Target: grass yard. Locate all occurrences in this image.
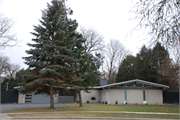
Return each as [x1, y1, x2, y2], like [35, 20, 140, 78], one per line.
[9, 112, 179, 119]
[6, 103, 179, 119]
[6, 103, 179, 113]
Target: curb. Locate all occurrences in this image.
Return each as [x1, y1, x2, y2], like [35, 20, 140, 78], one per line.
[10, 117, 179, 120]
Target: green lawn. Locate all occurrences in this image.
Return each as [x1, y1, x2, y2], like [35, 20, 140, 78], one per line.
[6, 103, 179, 113]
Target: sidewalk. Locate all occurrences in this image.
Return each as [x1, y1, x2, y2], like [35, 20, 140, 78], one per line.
[4, 111, 180, 115]
[1, 111, 179, 120]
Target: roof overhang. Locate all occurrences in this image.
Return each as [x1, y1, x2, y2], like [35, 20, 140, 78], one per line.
[94, 79, 169, 89]
[14, 86, 22, 89]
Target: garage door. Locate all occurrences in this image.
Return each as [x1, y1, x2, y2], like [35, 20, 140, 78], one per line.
[25, 93, 50, 103]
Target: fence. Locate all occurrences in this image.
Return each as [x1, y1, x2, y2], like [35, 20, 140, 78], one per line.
[163, 92, 179, 104]
[1, 90, 18, 103]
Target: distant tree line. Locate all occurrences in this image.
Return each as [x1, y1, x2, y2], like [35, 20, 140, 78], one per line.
[116, 42, 179, 92]
[1, 68, 26, 90]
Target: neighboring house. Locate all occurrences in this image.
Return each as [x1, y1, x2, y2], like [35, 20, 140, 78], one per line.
[78, 79, 169, 104]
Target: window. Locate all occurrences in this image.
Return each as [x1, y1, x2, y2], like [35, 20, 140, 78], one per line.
[127, 83, 133, 86]
[26, 95, 32, 96]
[144, 84, 150, 87]
[124, 90, 127, 101]
[143, 90, 146, 101]
[136, 83, 142, 86]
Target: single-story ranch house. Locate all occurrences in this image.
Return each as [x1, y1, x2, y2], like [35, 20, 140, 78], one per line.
[78, 79, 169, 104]
[14, 79, 169, 104]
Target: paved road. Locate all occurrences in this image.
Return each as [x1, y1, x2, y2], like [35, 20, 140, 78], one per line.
[0, 103, 65, 113]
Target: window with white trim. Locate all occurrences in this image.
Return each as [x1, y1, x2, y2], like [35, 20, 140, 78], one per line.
[143, 90, 146, 101]
[124, 90, 127, 101]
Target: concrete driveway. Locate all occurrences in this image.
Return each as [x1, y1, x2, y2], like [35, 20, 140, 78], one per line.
[0, 103, 65, 113]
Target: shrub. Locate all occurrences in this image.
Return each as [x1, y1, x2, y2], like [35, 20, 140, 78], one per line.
[115, 100, 118, 105]
[102, 101, 104, 104]
[91, 97, 96, 101]
[86, 101, 89, 103]
[105, 101, 108, 104]
[98, 101, 100, 103]
[77, 101, 79, 103]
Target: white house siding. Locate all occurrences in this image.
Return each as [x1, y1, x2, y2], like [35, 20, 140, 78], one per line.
[80, 89, 163, 105]
[146, 90, 163, 104]
[107, 90, 124, 104]
[106, 90, 144, 104]
[127, 90, 143, 104]
[18, 93, 25, 103]
[101, 90, 106, 102]
[54, 94, 59, 103]
[106, 89, 163, 104]
[80, 90, 101, 103]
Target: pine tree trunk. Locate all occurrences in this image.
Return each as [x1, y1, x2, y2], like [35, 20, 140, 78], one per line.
[78, 90, 83, 107]
[50, 81, 54, 109]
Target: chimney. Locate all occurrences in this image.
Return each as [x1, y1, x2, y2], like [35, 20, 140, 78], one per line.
[99, 78, 107, 86]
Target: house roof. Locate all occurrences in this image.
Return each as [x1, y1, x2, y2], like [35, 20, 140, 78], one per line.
[14, 79, 169, 90]
[14, 85, 73, 90]
[94, 79, 169, 89]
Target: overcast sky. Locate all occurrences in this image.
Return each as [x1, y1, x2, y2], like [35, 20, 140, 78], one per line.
[0, 0, 148, 69]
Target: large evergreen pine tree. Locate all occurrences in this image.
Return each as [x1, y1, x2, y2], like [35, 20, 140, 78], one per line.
[116, 55, 136, 82]
[135, 43, 170, 83]
[21, 0, 83, 109]
[152, 42, 169, 68]
[116, 43, 176, 88]
[135, 45, 158, 82]
[152, 42, 170, 84]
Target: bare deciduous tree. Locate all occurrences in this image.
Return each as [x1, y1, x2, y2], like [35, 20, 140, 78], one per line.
[0, 55, 20, 78]
[5, 63, 20, 78]
[0, 13, 18, 50]
[105, 40, 131, 83]
[131, 0, 180, 54]
[0, 55, 9, 77]
[79, 26, 105, 54]
[158, 58, 179, 92]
